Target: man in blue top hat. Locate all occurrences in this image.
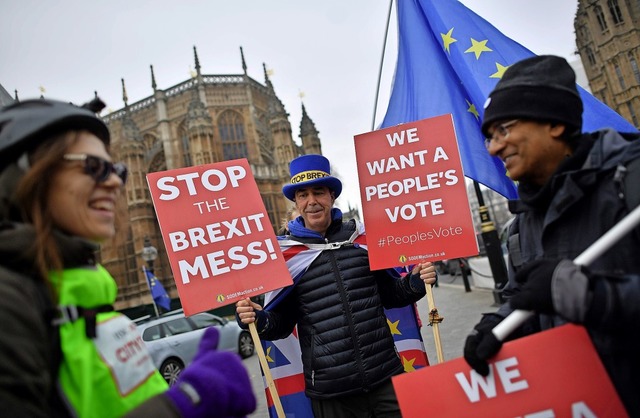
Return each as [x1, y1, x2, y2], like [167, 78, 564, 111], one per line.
[237, 154, 437, 417]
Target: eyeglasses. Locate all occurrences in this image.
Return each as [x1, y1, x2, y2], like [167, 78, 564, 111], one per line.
[484, 119, 520, 149]
[63, 154, 128, 184]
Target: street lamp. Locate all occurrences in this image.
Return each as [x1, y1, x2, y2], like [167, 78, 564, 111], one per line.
[141, 236, 158, 273]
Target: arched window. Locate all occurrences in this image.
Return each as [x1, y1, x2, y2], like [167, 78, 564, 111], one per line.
[629, 54, 640, 84]
[594, 5, 608, 31]
[586, 47, 597, 66]
[598, 89, 608, 106]
[626, 102, 638, 127]
[178, 121, 192, 167]
[218, 110, 247, 160]
[262, 194, 278, 231]
[615, 64, 626, 89]
[608, 0, 624, 24]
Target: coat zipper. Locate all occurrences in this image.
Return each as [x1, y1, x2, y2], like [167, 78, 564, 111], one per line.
[326, 241, 367, 386]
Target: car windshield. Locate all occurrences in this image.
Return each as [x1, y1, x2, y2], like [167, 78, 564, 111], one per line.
[165, 318, 191, 336]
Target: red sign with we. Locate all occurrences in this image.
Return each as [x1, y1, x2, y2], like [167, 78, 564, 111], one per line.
[392, 324, 627, 417]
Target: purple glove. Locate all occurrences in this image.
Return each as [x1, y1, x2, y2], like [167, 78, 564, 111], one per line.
[165, 327, 257, 418]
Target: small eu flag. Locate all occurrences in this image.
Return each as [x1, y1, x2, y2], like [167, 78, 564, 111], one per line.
[144, 267, 171, 311]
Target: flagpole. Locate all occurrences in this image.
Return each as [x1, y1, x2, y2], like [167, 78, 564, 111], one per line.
[371, 0, 394, 131]
[473, 181, 508, 305]
[143, 266, 160, 318]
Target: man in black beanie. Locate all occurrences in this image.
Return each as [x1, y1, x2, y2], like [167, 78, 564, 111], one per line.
[464, 55, 640, 416]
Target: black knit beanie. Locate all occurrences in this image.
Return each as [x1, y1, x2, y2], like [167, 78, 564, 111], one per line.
[481, 55, 583, 137]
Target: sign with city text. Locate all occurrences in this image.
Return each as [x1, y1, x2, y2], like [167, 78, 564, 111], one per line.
[354, 114, 478, 270]
[393, 324, 626, 417]
[147, 159, 292, 315]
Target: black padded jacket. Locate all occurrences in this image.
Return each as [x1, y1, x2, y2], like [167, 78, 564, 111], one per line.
[258, 219, 426, 400]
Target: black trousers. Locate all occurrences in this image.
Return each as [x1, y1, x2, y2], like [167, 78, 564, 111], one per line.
[310, 380, 402, 418]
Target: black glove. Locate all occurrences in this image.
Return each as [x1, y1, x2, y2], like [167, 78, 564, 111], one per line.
[509, 259, 563, 313]
[463, 315, 503, 376]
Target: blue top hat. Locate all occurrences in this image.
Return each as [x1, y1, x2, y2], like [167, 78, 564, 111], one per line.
[282, 154, 342, 201]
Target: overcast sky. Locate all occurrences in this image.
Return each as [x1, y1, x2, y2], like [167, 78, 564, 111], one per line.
[1, 0, 579, 209]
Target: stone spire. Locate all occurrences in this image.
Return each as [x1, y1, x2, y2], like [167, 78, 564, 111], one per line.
[299, 102, 322, 155]
[263, 62, 273, 90]
[299, 103, 318, 137]
[150, 65, 157, 91]
[240, 46, 247, 75]
[120, 78, 141, 142]
[121, 78, 129, 107]
[263, 62, 287, 118]
[193, 45, 201, 77]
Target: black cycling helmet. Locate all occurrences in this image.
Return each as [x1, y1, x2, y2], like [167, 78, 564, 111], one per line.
[0, 98, 110, 171]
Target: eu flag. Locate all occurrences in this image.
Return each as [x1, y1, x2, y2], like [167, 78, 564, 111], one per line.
[382, 0, 636, 199]
[144, 267, 171, 311]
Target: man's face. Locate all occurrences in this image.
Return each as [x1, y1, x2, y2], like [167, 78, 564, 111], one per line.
[294, 186, 335, 235]
[486, 120, 570, 186]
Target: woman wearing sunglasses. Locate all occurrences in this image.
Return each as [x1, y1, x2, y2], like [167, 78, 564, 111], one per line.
[0, 98, 256, 418]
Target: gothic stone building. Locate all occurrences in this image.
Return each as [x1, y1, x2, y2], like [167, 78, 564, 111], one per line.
[100, 47, 323, 310]
[575, 0, 640, 127]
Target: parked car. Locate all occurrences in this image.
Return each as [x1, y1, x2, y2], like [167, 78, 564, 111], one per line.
[136, 311, 254, 386]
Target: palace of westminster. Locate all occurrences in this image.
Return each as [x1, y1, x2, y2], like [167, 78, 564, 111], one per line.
[1, 0, 639, 313]
[103, 46, 326, 310]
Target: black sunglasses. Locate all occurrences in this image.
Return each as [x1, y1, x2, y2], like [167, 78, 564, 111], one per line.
[63, 154, 128, 184]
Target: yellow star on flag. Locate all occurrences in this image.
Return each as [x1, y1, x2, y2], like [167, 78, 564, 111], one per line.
[490, 62, 509, 79]
[387, 318, 401, 335]
[265, 345, 274, 363]
[466, 99, 479, 120]
[402, 356, 417, 372]
[464, 38, 492, 60]
[441, 28, 457, 53]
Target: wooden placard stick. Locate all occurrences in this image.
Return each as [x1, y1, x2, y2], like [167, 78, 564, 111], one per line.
[248, 322, 285, 418]
[425, 285, 445, 363]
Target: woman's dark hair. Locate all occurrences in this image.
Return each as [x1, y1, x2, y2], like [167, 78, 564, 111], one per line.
[14, 131, 82, 286]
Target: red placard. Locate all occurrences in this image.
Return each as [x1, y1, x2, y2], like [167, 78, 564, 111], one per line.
[354, 115, 478, 270]
[146, 159, 292, 315]
[393, 324, 627, 417]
